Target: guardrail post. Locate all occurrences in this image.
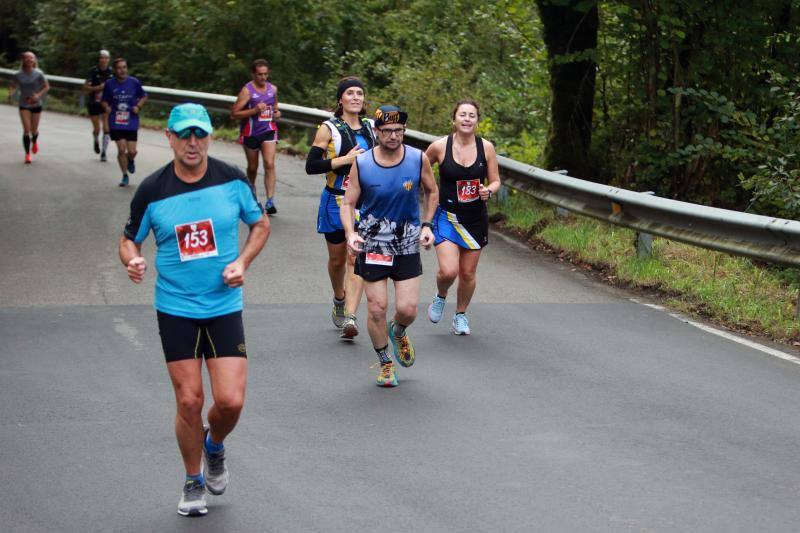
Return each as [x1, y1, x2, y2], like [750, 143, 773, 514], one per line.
[553, 170, 571, 217]
[635, 192, 656, 259]
[497, 184, 509, 203]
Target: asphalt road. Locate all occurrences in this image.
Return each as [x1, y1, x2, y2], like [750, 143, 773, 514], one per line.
[3, 106, 800, 532]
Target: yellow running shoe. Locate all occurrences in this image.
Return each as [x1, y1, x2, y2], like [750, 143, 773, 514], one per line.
[376, 361, 398, 387]
[388, 320, 415, 367]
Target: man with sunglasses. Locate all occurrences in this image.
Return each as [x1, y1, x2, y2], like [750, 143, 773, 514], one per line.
[340, 105, 438, 387]
[118, 103, 269, 516]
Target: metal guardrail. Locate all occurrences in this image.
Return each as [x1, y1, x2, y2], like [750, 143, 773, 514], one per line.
[4, 67, 800, 266]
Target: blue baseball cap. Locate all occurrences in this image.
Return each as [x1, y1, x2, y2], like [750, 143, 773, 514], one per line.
[167, 103, 213, 134]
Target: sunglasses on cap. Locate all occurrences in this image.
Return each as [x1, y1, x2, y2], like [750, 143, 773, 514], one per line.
[171, 127, 210, 139]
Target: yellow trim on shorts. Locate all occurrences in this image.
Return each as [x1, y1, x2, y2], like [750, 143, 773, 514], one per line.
[204, 327, 218, 358]
[193, 328, 202, 359]
[446, 211, 480, 249]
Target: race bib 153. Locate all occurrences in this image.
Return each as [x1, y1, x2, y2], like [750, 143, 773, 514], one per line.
[175, 219, 218, 262]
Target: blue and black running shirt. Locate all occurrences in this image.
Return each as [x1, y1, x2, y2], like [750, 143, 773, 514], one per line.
[124, 157, 263, 319]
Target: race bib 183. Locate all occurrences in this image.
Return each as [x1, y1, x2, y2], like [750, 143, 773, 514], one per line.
[456, 179, 480, 203]
[365, 252, 393, 266]
[175, 219, 218, 262]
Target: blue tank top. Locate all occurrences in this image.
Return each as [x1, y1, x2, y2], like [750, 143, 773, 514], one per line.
[355, 145, 423, 255]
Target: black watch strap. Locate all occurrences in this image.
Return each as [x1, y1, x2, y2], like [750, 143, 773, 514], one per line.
[421, 221, 434, 230]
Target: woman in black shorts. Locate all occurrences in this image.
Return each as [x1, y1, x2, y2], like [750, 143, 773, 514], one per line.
[424, 100, 501, 335]
[9, 51, 49, 164]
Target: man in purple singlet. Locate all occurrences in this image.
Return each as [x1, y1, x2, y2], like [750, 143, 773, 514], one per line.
[231, 59, 281, 214]
[101, 57, 147, 187]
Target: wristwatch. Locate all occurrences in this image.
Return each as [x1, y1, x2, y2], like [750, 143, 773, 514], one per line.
[421, 222, 434, 230]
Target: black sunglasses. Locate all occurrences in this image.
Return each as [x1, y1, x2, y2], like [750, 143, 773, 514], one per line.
[172, 127, 210, 139]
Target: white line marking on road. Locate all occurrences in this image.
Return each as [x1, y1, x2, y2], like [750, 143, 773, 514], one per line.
[631, 299, 800, 365]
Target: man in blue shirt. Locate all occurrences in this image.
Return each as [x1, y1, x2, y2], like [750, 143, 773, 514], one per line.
[118, 103, 269, 517]
[341, 105, 439, 387]
[102, 57, 147, 186]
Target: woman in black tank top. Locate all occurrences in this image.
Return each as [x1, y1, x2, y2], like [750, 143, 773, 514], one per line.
[423, 100, 501, 336]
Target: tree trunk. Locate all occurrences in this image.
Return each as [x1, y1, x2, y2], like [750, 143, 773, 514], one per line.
[536, 0, 599, 180]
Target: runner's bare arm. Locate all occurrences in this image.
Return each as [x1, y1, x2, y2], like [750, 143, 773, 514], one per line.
[118, 236, 147, 284]
[479, 140, 502, 201]
[419, 153, 439, 248]
[420, 153, 439, 222]
[230, 86, 258, 120]
[424, 137, 445, 166]
[272, 86, 281, 119]
[341, 161, 365, 255]
[133, 95, 147, 114]
[222, 216, 270, 288]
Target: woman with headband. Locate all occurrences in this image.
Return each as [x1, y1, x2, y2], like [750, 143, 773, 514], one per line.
[305, 77, 376, 340]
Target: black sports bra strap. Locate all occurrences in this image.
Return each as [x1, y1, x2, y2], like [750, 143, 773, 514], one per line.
[475, 135, 485, 165]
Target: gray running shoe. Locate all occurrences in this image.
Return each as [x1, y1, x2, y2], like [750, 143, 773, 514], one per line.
[177, 479, 208, 516]
[428, 295, 446, 323]
[203, 427, 229, 495]
[340, 314, 359, 340]
[331, 299, 347, 328]
[452, 313, 471, 335]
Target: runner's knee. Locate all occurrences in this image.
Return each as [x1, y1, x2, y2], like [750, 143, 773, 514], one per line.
[458, 268, 477, 284]
[395, 301, 418, 322]
[367, 299, 388, 322]
[439, 265, 459, 283]
[176, 390, 204, 417]
[213, 390, 244, 416]
[329, 252, 346, 270]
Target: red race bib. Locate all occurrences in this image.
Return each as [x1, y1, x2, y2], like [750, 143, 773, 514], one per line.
[456, 179, 480, 203]
[175, 219, 218, 262]
[258, 105, 273, 122]
[365, 252, 393, 266]
[115, 110, 130, 126]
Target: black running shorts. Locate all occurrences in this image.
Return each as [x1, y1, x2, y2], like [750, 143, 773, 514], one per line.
[242, 131, 277, 150]
[157, 310, 247, 363]
[110, 129, 138, 142]
[87, 101, 105, 116]
[20, 106, 42, 114]
[355, 252, 422, 282]
[324, 229, 346, 245]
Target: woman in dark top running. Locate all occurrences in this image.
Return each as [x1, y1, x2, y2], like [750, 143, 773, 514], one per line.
[424, 100, 501, 335]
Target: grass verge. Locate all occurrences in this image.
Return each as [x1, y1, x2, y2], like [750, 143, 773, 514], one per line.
[489, 190, 800, 344]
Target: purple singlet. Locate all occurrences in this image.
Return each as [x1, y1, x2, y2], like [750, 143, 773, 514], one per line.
[239, 81, 277, 139]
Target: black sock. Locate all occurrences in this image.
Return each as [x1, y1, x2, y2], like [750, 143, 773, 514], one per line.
[23, 135, 30, 154]
[31, 133, 38, 144]
[374, 344, 391, 364]
[393, 322, 407, 338]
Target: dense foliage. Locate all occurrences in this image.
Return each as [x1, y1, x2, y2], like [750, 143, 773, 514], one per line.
[2, 0, 799, 217]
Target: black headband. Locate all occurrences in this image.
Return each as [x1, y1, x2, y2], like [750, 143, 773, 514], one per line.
[336, 79, 365, 101]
